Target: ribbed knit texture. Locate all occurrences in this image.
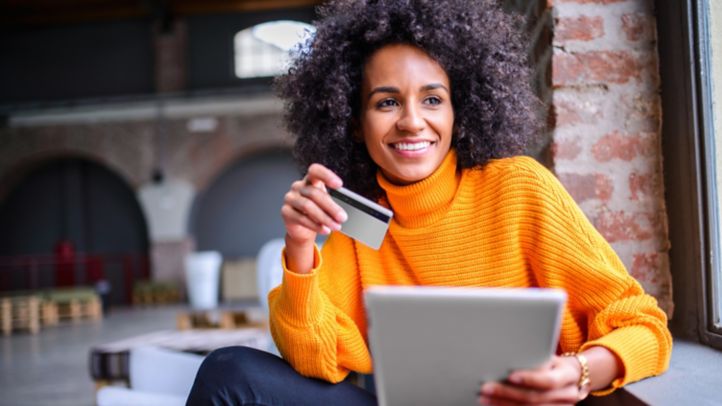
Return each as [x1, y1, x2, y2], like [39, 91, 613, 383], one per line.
[268, 150, 672, 394]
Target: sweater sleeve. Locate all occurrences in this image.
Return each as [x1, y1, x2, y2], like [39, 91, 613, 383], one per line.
[267, 232, 372, 383]
[511, 157, 672, 395]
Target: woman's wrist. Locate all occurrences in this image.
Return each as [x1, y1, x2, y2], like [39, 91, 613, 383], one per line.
[561, 352, 591, 398]
[576, 346, 623, 393]
[284, 234, 316, 274]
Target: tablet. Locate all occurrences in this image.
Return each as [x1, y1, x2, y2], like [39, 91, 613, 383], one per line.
[364, 286, 566, 406]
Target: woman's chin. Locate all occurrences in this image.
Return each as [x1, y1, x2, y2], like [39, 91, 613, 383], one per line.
[382, 167, 434, 185]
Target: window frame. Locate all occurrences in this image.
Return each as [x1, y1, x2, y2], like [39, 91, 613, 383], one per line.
[232, 20, 315, 80]
[185, 6, 316, 92]
[658, 0, 722, 348]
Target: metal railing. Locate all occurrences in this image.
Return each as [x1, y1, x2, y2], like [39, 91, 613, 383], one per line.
[0, 253, 150, 305]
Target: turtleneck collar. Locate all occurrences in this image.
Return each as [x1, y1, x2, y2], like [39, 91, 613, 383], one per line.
[377, 149, 461, 228]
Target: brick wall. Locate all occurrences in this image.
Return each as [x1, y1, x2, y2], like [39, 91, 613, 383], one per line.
[0, 107, 291, 284]
[549, 0, 672, 314]
[0, 112, 289, 194]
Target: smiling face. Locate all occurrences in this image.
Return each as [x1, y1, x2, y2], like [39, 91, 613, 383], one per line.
[359, 44, 455, 185]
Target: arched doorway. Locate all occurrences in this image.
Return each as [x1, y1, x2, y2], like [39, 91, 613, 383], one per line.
[0, 157, 149, 305]
[190, 148, 300, 259]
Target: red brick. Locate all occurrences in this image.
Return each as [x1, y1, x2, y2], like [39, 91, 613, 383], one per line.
[629, 172, 657, 201]
[621, 12, 654, 42]
[591, 131, 656, 162]
[552, 50, 641, 86]
[552, 138, 582, 160]
[558, 172, 613, 203]
[595, 174, 614, 201]
[555, 15, 604, 42]
[553, 98, 602, 127]
[593, 210, 653, 243]
[623, 93, 661, 132]
[631, 252, 660, 284]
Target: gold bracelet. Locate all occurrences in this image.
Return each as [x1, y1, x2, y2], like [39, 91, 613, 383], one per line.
[562, 352, 591, 395]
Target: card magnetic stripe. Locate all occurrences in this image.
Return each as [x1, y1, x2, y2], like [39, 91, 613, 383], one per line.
[328, 188, 391, 223]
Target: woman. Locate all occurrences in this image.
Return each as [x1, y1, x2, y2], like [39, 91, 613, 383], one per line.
[188, 1, 672, 405]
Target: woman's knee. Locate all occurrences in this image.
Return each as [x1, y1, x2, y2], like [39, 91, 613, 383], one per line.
[188, 346, 274, 405]
[196, 346, 268, 387]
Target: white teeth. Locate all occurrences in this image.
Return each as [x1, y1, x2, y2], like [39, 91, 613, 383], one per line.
[393, 141, 431, 151]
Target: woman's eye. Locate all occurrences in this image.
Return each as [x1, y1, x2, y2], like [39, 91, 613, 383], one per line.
[424, 96, 442, 105]
[377, 99, 398, 108]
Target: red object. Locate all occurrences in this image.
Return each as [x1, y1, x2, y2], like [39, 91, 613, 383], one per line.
[86, 256, 105, 284]
[123, 255, 134, 304]
[54, 240, 75, 287]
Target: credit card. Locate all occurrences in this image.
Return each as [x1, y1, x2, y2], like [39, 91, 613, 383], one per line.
[328, 187, 393, 250]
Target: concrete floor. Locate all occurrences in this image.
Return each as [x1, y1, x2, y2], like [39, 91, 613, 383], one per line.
[0, 306, 180, 406]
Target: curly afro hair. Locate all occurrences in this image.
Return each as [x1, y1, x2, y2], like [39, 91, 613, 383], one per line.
[276, 0, 541, 200]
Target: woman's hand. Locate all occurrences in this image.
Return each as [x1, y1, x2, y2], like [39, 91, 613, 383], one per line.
[478, 355, 587, 405]
[280, 163, 347, 273]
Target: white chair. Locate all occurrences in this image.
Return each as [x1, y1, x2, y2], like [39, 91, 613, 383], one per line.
[96, 346, 204, 406]
[256, 238, 286, 314]
[255, 238, 285, 355]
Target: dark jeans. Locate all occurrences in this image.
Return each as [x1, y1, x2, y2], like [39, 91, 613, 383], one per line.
[186, 346, 377, 406]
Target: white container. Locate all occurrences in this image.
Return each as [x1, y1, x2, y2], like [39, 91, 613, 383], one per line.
[184, 251, 222, 310]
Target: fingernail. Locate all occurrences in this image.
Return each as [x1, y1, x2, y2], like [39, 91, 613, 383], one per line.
[508, 374, 521, 384]
[481, 383, 494, 395]
[331, 222, 342, 231]
[321, 226, 331, 235]
[338, 210, 348, 223]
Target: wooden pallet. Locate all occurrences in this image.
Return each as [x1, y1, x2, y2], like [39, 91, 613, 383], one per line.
[132, 281, 182, 306]
[0, 296, 41, 336]
[41, 301, 59, 326]
[176, 309, 266, 330]
[1, 298, 11, 335]
[44, 288, 102, 322]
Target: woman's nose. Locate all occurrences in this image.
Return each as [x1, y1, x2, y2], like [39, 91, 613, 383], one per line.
[396, 104, 425, 133]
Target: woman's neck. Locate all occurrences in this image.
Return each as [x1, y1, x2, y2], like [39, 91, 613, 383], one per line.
[377, 150, 461, 228]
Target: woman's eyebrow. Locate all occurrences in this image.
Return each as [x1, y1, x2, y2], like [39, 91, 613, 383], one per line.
[367, 83, 450, 100]
[422, 83, 449, 93]
[367, 86, 400, 100]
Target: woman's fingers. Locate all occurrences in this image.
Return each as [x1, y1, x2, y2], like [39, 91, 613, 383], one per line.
[280, 204, 330, 235]
[298, 181, 347, 224]
[306, 163, 343, 189]
[478, 357, 582, 405]
[506, 357, 579, 391]
[283, 190, 339, 233]
[479, 381, 578, 405]
[281, 164, 348, 242]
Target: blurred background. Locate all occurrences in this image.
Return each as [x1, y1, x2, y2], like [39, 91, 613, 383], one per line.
[0, 1, 322, 405]
[0, 0, 321, 307]
[1, 0, 720, 405]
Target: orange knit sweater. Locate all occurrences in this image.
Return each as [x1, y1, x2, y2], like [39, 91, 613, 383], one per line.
[268, 150, 672, 394]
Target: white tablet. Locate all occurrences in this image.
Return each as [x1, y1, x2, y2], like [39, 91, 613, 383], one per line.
[364, 286, 566, 406]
